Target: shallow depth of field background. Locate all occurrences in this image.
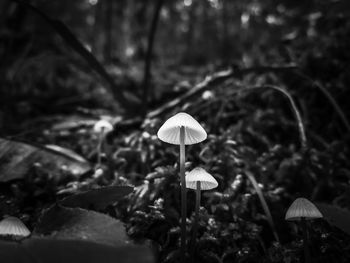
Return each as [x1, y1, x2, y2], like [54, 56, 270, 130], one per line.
[0, 0, 350, 262]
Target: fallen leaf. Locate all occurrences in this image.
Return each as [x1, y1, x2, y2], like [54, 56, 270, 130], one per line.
[59, 185, 134, 210]
[316, 203, 350, 235]
[0, 238, 155, 263]
[34, 205, 128, 246]
[0, 138, 91, 182]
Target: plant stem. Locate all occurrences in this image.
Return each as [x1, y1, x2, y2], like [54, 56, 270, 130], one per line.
[191, 181, 201, 262]
[97, 132, 103, 167]
[246, 171, 280, 243]
[262, 85, 307, 151]
[180, 126, 187, 262]
[97, 127, 106, 168]
[301, 217, 311, 263]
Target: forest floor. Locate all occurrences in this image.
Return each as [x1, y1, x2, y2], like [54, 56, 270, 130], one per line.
[1, 61, 350, 263]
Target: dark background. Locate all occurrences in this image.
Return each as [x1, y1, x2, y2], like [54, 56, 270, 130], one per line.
[0, 0, 350, 262]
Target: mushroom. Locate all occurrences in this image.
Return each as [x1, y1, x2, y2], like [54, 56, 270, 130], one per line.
[157, 112, 207, 262]
[285, 198, 323, 263]
[186, 167, 218, 258]
[93, 120, 114, 167]
[0, 216, 31, 240]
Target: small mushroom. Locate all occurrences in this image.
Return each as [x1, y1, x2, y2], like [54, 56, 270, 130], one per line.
[0, 216, 31, 241]
[285, 198, 323, 263]
[186, 167, 218, 259]
[93, 120, 114, 167]
[157, 112, 207, 262]
[93, 119, 114, 134]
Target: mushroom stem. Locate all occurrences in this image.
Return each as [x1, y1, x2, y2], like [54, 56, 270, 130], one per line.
[301, 217, 311, 263]
[190, 181, 201, 261]
[180, 126, 187, 262]
[97, 127, 105, 167]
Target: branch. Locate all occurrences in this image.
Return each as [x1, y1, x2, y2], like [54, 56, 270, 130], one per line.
[146, 64, 307, 149]
[212, 84, 307, 150]
[252, 85, 307, 150]
[146, 64, 297, 118]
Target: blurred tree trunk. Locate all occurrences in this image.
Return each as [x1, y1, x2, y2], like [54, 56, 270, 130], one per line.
[122, 0, 133, 60]
[142, 0, 164, 112]
[0, 0, 11, 25]
[199, 1, 210, 62]
[135, 0, 149, 59]
[1, 1, 27, 70]
[184, 1, 197, 64]
[221, 0, 230, 62]
[0, 1, 27, 128]
[104, 0, 113, 63]
[92, 0, 103, 58]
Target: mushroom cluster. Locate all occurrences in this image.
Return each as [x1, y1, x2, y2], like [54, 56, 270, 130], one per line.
[158, 112, 210, 262]
[156, 112, 329, 263]
[186, 167, 218, 259]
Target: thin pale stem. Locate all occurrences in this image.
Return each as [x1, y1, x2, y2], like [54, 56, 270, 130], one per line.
[246, 171, 280, 243]
[97, 127, 106, 168]
[97, 132, 103, 167]
[180, 126, 187, 263]
[301, 217, 311, 263]
[224, 84, 307, 151]
[262, 85, 307, 151]
[191, 181, 201, 262]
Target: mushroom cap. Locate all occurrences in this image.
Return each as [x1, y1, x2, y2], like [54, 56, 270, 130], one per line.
[93, 120, 114, 133]
[185, 167, 218, 190]
[0, 216, 31, 237]
[285, 198, 323, 221]
[157, 112, 207, 145]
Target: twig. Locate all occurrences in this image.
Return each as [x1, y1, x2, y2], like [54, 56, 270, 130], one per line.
[232, 84, 307, 150]
[202, 84, 307, 150]
[258, 85, 307, 151]
[146, 64, 297, 118]
[146, 65, 307, 150]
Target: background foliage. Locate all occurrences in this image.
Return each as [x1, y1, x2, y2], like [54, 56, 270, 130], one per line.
[0, 0, 350, 262]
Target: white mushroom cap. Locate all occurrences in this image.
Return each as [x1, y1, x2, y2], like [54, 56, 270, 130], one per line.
[157, 112, 207, 145]
[93, 120, 114, 134]
[0, 216, 31, 238]
[185, 167, 218, 190]
[285, 198, 323, 221]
